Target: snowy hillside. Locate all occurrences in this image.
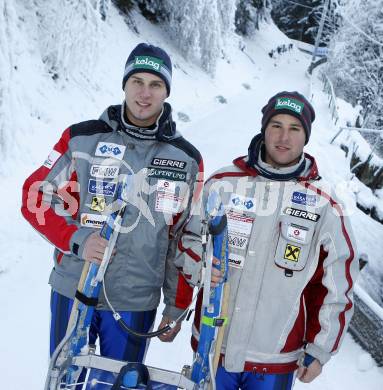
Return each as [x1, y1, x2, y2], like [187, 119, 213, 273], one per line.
[0, 2, 382, 389]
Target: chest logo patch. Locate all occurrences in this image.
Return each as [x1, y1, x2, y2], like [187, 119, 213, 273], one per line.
[90, 165, 119, 179]
[228, 254, 245, 269]
[291, 191, 317, 206]
[80, 213, 107, 229]
[90, 196, 106, 212]
[151, 158, 187, 169]
[287, 223, 308, 243]
[230, 194, 256, 212]
[284, 244, 301, 262]
[95, 142, 126, 160]
[88, 179, 116, 197]
[284, 207, 320, 222]
[148, 168, 187, 181]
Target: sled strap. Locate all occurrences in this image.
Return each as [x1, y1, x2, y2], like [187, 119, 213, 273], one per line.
[111, 362, 152, 390]
[75, 290, 98, 307]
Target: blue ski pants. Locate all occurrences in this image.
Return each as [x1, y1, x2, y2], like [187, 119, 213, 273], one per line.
[215, 365, 294, 390]
[50, 290, 156, 361]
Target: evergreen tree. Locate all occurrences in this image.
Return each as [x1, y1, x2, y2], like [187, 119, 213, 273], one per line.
[0, 0, 19, 157]
[135, 0, 169, 23]
[235, 0, 270, 36]
[218, 0, 236, 45]
[167, 0, 203, 62]
[113, 0, 239, 75]
[34, 0, 103, 80]
[167, 0, 236, 75]
[271, 0, 338, 45]
[199, 0, 221, 75]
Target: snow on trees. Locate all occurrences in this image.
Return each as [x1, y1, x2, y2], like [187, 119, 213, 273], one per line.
[114, 0, 268, 75]
[167, 0, 236, 75]
[198, 0, 221, 75]
[271, 0, 338, 45]
[167, 0, 204, 62]
[235, 0, 270, 36]
[34, 0, 105, 81]
[0, 0, 18, 157]
[325, 0, 383, 130]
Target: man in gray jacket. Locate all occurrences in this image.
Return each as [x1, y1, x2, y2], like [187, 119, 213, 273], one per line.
[192, 91, 358, 389]
[22, 43, 203, 367]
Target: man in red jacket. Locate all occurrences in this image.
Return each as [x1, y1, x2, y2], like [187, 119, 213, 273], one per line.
[193, 91, 358, 390]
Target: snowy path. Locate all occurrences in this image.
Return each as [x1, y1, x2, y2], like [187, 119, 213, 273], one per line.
[0, 6, 382, 388]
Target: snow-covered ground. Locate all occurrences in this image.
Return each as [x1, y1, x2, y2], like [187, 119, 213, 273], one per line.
[0, 4, 382, 389]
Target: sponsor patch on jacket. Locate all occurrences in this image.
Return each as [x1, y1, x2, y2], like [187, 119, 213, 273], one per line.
[88, 179, 116, 197]
[155, 192, 182, 213]
[95, 142, 126, 160]
[90, 196, 106, 212]
[90, 165, 119, 179]
[284, 244, 301, 262]
[151, 158, 187, 169]
[228, 234, 249, 250]
[228, 254, 245, 269]
[284, 207, 320, 222]
[155, 179, 182, 213]
[80, 213, 107, 229]
[148, 168, 187, 182]
[291, 191, 317, 206]
[43, 150, 61, 169]
[287, 223, 308, 243]
[227, 211, 254, 236]
[157, 179, 176, 194]
[230, 194, 256, 212]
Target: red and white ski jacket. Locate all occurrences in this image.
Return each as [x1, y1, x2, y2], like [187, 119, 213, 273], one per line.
[21, 103, 203, 320]
[192, 153, 358, 373]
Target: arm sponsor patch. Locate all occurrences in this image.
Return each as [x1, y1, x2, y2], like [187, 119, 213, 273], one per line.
[43, 150, 61, 169]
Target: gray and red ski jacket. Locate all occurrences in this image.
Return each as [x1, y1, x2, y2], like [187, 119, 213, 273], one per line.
[192, 153, 358, 373]
[21, 103, 203, 320]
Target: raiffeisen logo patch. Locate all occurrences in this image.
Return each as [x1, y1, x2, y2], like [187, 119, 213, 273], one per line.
[134, 56, 163, 71]
[275, 97, 304, 115]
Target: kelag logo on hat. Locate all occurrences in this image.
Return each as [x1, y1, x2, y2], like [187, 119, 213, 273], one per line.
[134, 56, 163, 71]
[275, 97, 304, 115]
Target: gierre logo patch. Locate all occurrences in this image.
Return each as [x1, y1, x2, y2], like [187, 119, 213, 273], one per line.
[151, 158, 186, 169]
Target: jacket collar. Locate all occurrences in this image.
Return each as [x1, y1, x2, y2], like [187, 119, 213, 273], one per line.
[100, 102, 178, 141]
[233, 153, 320, 181]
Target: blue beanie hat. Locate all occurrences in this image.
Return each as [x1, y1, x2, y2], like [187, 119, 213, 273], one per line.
[122, 43, 172, 95]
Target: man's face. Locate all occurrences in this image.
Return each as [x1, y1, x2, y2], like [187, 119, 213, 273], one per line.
[124, 72, 167, 127]
[264, 114, 306, 168]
